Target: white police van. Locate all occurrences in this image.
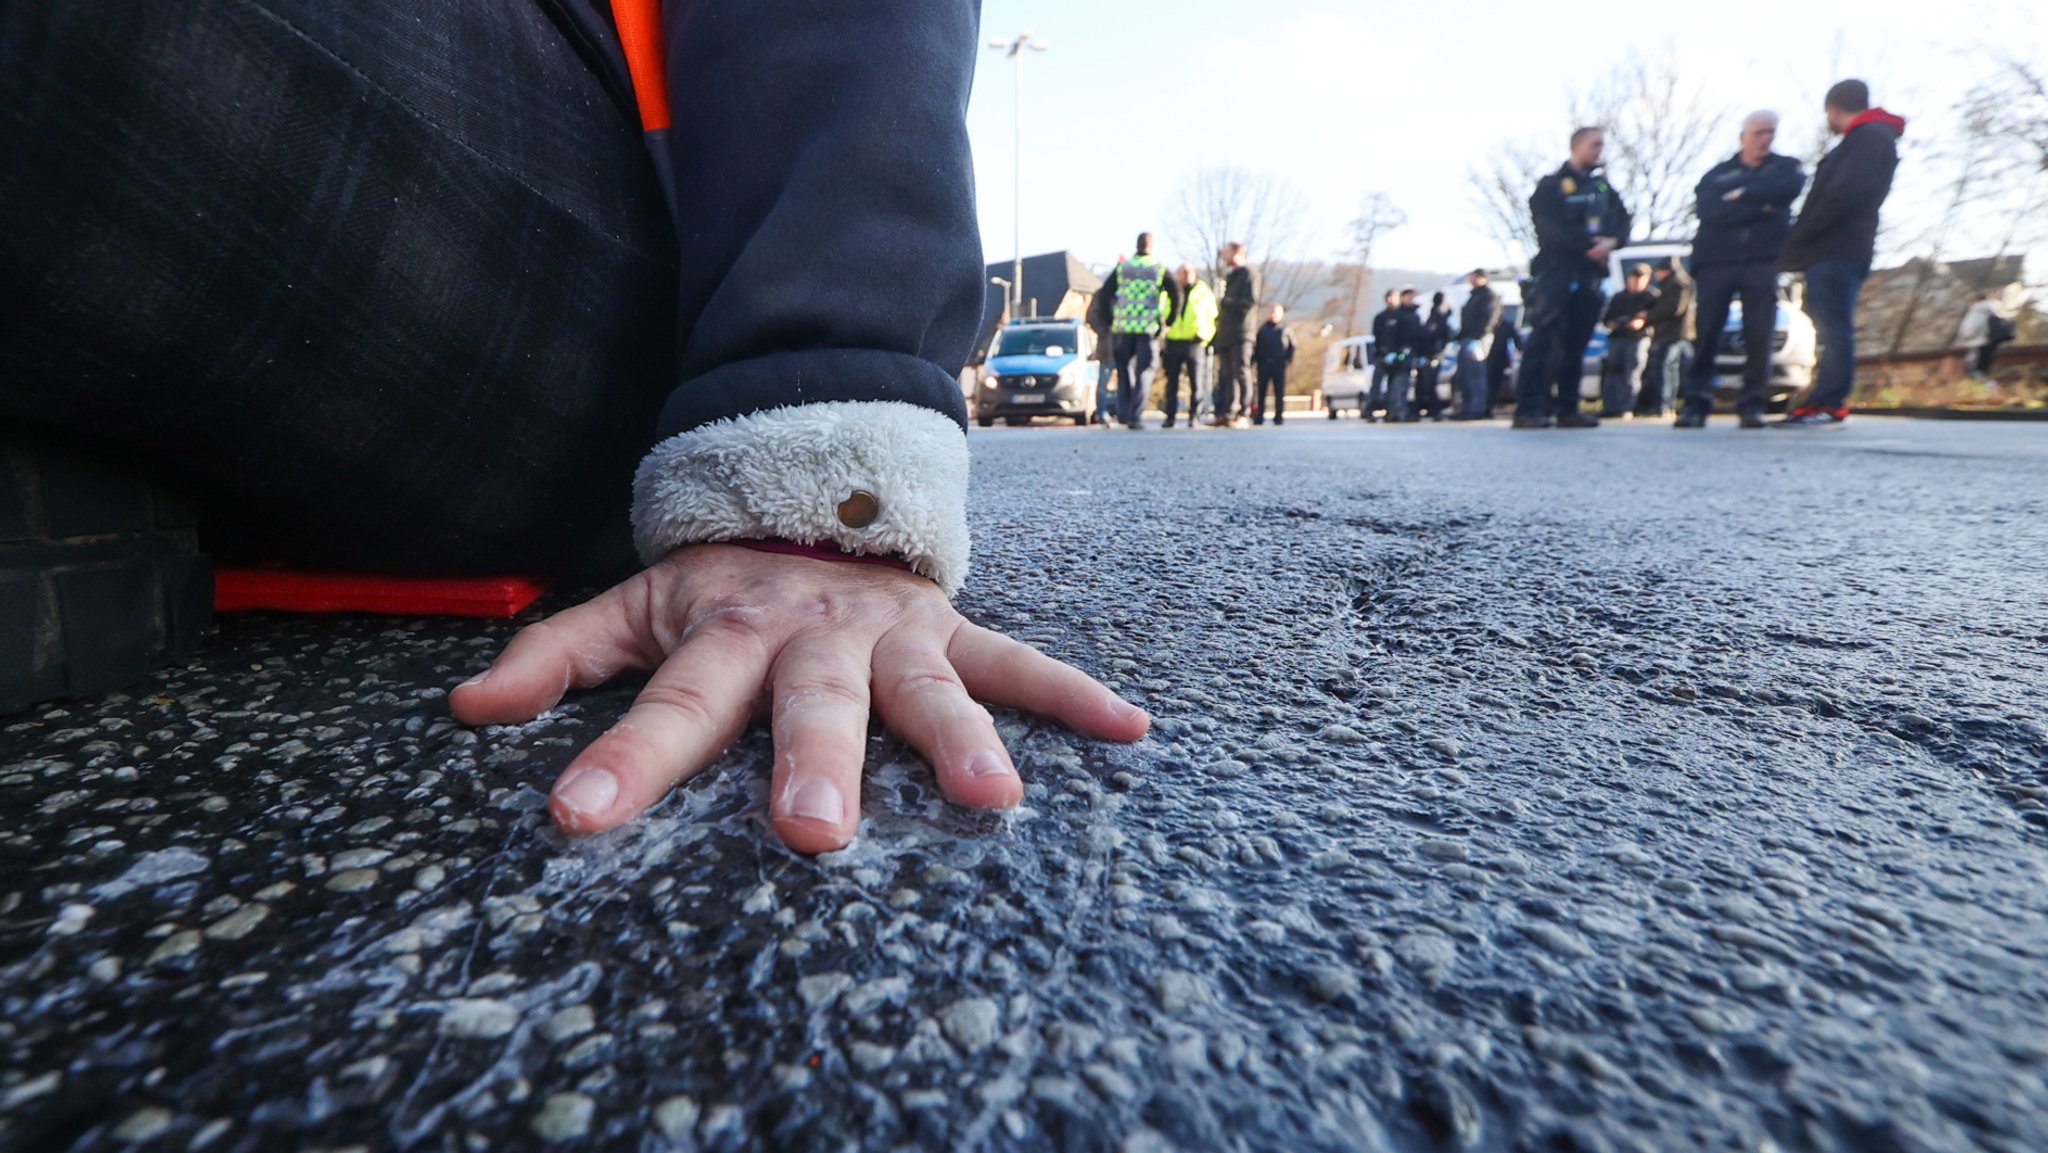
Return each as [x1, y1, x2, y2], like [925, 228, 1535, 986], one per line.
[975, 317, 1096, 427]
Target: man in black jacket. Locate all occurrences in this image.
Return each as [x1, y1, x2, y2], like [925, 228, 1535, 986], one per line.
[1636, 258, 1693, 418]
[1211, 242, 1260, 426]
[1251, 305, 1296, 425]
[1678, 111, 1806, 428]
[1454, 270, 1503, 419]
[1516, 127, 1632, 429]
[1598, 264, 1658, 418]
[1368, 291, 1405, 421]
[1387, 288, 1431, 422]
[1414, 292, 1455, 420]
[1772, 80, 1904, 428]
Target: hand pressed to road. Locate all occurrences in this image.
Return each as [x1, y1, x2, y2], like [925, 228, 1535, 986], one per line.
[448, 544, 1149, 853]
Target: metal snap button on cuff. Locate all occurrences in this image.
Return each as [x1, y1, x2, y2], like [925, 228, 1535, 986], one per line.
[836, 490, 880, 529]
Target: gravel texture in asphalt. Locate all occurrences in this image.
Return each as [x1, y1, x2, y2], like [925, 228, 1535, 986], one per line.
[3, 418, 2047, 1153]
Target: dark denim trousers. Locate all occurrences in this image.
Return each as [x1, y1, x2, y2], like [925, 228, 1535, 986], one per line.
[1160, 339, 1203, 423]
[1686, 261, 1779, 418]
[1637, 339, 1690, 417]
[0, 1, 678, 576]
[1803, 260, 1868, 411]
[1112, 334, 1158, 426]
[1515, 269, 1605, 421]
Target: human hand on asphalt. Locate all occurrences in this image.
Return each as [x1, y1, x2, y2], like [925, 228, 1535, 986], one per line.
[449, 543, 1149, 853]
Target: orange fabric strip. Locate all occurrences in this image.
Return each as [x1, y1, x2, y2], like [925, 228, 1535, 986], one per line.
[611, 0, 671, 132]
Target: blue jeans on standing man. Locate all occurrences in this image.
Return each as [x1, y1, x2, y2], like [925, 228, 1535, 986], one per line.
[1095, 358, 1116, 425]
[1801, 260, 1867, 412]
[1515, 268, 1606, 422]
[1112, 332, 1158, 427]
[1453, 337, 1493, 418]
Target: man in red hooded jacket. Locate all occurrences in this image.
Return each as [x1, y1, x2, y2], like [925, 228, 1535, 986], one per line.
[1773, 79, 1906, 428]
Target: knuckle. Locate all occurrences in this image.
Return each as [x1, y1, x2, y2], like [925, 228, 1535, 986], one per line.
[776, 674, 868, 712]
[635, 681, 723, 729]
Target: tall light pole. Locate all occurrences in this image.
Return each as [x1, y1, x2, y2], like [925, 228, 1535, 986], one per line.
[987, 30, 1047, 320]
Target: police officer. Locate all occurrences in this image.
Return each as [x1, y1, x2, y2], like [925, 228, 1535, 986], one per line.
[1160, 262, 1217, 428]
[1098, 231, 1184, 430]
[1516, 127, 1632, 429]
[1368, 290, 1403, 422]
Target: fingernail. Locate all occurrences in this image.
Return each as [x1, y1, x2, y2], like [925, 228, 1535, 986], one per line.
[966, 749, 1011, 779]
[1111, 698, 1147, 722]
[554, 768, 619, 816]
[788, 779, 844, 824]
[459, 669, 492, 689]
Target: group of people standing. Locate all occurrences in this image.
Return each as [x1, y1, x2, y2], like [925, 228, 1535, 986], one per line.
[1358, 273, 1520, 423]
[1085, 235, 1295, 429]
[1513, 78, 1903, 431]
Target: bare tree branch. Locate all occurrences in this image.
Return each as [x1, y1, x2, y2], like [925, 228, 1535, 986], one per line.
[1168, 165, 1317, 309]
[1326, 191, 1405, 337]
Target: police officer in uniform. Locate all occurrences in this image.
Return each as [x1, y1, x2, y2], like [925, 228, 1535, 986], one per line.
[1516, 127, 1631, 429]
[1097, 231, 1184, 430]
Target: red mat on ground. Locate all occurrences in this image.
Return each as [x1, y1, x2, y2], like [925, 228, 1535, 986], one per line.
[214, 569, 547, 618]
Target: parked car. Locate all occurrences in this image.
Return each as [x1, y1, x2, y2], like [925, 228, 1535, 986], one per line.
[1580, 243, 1817, 412]
[975, 318, 1096, 427]
[1319, 335, 1376, 418]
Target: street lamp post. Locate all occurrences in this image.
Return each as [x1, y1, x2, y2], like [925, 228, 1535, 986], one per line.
[987, 31, 1047, 321]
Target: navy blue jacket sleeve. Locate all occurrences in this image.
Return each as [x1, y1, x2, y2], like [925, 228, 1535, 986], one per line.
[651, 0, 984, 439]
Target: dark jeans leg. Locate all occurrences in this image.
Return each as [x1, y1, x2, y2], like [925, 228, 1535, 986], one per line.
[1516, 270, 1579, 421]
[1685, 266, 1736, 416]
[1160, 340, 1196, 422]
[1803, 260, 1866, 411]
[0, 0, 678, 577]
[1412, 357, 1439, 416]
[1115, 335, 1156, 426]
[1557, 285, 1605, 419]
[1600, 336, 1643, 416]
[1367, 362, 1389, 416]
[1384, 359, 1413, 421]
[1732, 262, 1779, 418]
[1212, 343, 1246, 420]
[1637, 340, 1672, 416]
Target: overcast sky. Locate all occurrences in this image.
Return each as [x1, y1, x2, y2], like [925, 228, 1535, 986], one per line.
[965, 1, 2048, 276]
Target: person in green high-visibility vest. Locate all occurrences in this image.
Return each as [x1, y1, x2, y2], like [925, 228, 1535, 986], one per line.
[1160, 263, 1218, 428]
[1096, 232, 1184, 430]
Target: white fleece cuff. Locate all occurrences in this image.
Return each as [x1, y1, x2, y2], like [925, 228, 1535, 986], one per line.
[631, 400, 971, 595]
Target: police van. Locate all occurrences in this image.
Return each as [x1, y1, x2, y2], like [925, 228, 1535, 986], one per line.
[975, 317, 1097, 427]
[1582, 243, 1816, 411]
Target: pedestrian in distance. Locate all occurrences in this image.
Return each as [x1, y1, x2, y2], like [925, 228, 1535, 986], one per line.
[1086, 260, 1120, 426]
[1773, 80, 1904, 429]
[1160, 262, 1218, 428]
[1099, 232, 1185, 431]
[1367, 291, 1404, 422]
[1416, 291, 1455, 421]
[1957, 289, 2017, 385]
[1678, 111, 1806, 429]
[1453, 269, 1503, 420]
[1389, 287, 1430, 423]
[1515, 126, 1632, 429]
[1211, 242, 1260, 427]
[1251, 304, 1295, 425]
[1636, 257, 1693, 419]
[1598, 263, 1657, 418]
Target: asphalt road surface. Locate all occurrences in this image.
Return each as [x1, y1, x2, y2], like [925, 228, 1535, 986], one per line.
[4, 418, 2047, 1153]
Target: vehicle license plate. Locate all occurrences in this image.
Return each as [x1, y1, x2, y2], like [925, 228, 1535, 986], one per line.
[1011, 393, 1045, 404]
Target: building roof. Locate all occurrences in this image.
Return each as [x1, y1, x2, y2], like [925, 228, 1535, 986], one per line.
[985, 251, 1103, 315]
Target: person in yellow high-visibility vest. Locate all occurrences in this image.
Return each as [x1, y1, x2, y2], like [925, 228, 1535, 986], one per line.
[1160, 264, 1218, 428]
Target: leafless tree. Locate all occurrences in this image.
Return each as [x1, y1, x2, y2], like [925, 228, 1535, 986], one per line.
[1169, 164, 1318, 309]
[1326, 191, 1406, 337]
[1467, 52, 1730, 260]
[1468, 141, 1550, 264]
[1570, 55, 1731, 242]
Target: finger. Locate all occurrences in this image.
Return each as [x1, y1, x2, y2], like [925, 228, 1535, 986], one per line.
[546, 615, 771, 835]
[765, 635, 875, 855]
[947, 623, 1150, 743]
[871, 630, 1020, 811]
[450, 587, 657, 726]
